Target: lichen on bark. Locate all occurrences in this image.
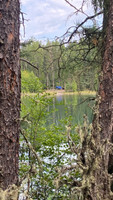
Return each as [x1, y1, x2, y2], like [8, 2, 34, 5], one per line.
[0, 185, 18, 200]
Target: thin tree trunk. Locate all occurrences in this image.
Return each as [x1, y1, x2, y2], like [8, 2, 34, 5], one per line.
[50, 48, 55, 90]
[52, 66, 55, 90]
[46, 71, 49, 90]
[0, 0, 20, 190]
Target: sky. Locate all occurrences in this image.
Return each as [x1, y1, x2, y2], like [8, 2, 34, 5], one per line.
[20, 0, 101, 42]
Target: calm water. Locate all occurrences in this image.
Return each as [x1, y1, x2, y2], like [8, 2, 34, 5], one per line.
[48, 94, 95, 126]
[21, 93, 95, 128]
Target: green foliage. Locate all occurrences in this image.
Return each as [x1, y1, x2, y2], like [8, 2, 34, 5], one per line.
[21, 70, 43, 93]
[20, 91, 83, 199]
[65, 81, 77, 92]
[20, 38, 100, 92]
[20, 35, 99, 199]
[72, 81, 77, 92]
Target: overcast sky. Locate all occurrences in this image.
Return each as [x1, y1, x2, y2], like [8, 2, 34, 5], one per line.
[20, 0, 101, 42]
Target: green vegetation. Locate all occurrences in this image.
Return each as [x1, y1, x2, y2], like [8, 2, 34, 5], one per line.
[20, 89, 95, 199]
[20, 93, 75, 199]
[21, 70, 43, 93]
[20, 35, 100, 92]
[20, 26, 100, 199]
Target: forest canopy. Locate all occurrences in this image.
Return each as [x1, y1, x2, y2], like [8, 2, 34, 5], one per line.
[20, 35, 101, 92]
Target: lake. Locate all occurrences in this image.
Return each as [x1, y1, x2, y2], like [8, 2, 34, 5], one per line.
[48, 93, 95, 126]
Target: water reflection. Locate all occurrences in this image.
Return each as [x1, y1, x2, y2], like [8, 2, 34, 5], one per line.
[56, 95, 63, 102]
[49, 94, 95, 126]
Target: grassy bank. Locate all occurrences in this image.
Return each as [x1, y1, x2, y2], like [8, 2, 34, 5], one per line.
[21, 90, 96, 97]
[45, 90, 96, 95]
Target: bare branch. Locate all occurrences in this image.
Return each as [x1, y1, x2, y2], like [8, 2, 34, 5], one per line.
[68, 11, 103, 42]
[65, 0, 88, 17]
[20, 130, 42, 169]
[20, 58, 39, 71]
[20, 11, 28, 37]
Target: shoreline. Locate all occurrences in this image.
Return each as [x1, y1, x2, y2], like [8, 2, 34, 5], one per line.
[45, 90, 96, 96]
[21, 90, 96, 97]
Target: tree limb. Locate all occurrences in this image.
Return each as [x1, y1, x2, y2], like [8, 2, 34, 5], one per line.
[68, 11, 103, 42]
[20, 58, 39, 71]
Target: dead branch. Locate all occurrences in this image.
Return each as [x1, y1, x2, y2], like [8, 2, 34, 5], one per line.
[65, 0, 88, 17]
[20, 58, 39, 71]
[68, 11, 103, 42]
[20, 130, 43, 171]
[20, 11, 28, 37]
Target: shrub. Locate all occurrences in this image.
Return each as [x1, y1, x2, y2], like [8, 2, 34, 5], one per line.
[21, 70, 43, 93]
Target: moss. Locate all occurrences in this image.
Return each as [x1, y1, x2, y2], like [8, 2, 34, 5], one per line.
[0, 185, 18, 200]
[0, 184, 34, 200]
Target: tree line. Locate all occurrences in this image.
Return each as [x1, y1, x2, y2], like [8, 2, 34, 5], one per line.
[20, 35, 100, 92]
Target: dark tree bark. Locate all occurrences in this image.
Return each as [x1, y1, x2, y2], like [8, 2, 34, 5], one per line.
[83, 1, 113, 199]
[0, 0, 20, 190]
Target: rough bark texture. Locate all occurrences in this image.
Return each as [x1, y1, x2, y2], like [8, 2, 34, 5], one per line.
[84, 1, 113, 199]
[0, 0, 20, 190]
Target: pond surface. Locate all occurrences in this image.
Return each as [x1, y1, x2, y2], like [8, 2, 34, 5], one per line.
[48, 94, 95, 126]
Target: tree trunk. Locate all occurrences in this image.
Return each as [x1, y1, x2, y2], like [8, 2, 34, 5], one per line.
[46, 71, 49, 90]
[0, 0, 20, 190]
[82, 1, 113, 199]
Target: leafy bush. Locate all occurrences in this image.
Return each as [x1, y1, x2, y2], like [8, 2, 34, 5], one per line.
[21, 70, 43, 93]
[72, 81, 77, 92]
[20, 93, 72, 199]
[65, 81, 77, 92]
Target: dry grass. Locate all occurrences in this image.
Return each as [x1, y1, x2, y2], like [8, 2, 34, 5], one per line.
[21, 90, 96, 97]
[44, 90, 96, 96]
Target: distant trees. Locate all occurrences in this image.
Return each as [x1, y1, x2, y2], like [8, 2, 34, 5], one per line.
[20, 38, 99, 92]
